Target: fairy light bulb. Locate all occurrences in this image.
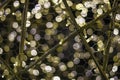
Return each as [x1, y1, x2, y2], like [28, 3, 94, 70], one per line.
[84, 1, 92, 8]
[76, 3, 84, 10]
[85, 70, 93, 77]
[67, 61, 74, 68]
[44, 65, 52, 72]
[113, 28, 119, 35]
[20, 0, 25, 3]
[31, 49, 37, 56]
[5, 8, 11, 15]
[115, 14, 120, 20]
[16, 27, 22, 33]
[35, 4, 42, 11]
[34, 34, 41, 41]
[32, 69, 39, 76]
[73, 58, 80, 64]
[67, 0, 73, 7]
[59, 63, 67, 71]
[1, 15, 6, 21]
[75, 16, 86, 27]
[46, 22, 53, 28]
[104, 0, 110, 4]
[110, 78, 115, 80]
[52, 0, 59, 4]
[44, 1, 51, 8]
[12, 22, 19, 29]
[97, 40, 104, 51]
[0, 48, 3, 54]
[0, 10, 4, 17]
[27, 12, 31, 19]
[35, 12, 42, 19]
[81, 10, 87, 17]
[30, 40, 36, 47]
[13, 1, 20, 8]
[74, 35, 81, 42]
[31, 8, 38, 14]
[96, 76, 102, 80]
[87, 28, 93, 35]
[22, 61, 26, 67]
[55, 16, 62, 22]
[30, 28, 37, 35]
[52, 76, 60, 80]
[112, 65, 118, 72]
[97, 8, 103, 15]
[73, 43, 80, 50]
[8, 31, 17, 42]
[77, 76, 84, 80]
[26, 20, 31, 27]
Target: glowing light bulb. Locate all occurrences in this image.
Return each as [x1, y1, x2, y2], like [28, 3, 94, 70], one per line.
[33, 69, 39, 76]
[46, 22, 53, 28]
[52, 76, 60, 80]
[31, 49, 37, 56]
[44, 2, 51, 8]
[45, 65, 52, 72]
[0, 48, 3, 54]
[13, 1, 20, 8]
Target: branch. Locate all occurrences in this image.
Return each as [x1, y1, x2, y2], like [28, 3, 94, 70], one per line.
[103, 0, 118, 72]
[18, 0, 29, 66]
[20, 2, 120, 74]
[0, 0, 12, 10]
[0, 56, 21, 80]
[62, 0, 108, 79]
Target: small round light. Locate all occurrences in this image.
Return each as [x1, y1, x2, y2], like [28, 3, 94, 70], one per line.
[55, 16, 62, 22]
[45, 65, 52, 72]
[35, 4, 42, 11]
[31, 49, 37, 56]
[73, 58, 80, 64]
[110, 78, 115, 80]
[0, 48, 3, 54]
[96, 75, 101, 80]
[13, 1, 20, 8]
[30, 28, 37, 35]
[12, 22, 19, 29]
[84, 1, 92, 8]
[32, 69, 39, 76]
[46, 22, 53, 28]
[44, 2, 51, 8]
[8, 31, 17, 42]
[26, 20, 31, 27]
[112, 65, 118, 72]
[34, 34, 41, 41]
[52, 76, 60, 80]
[73, 43, 80, 50]
[27, 12, 31, 19]
[67, 61, 74, 68]
[5, 8, 11, 15]
[76, 3, 84, 10]
[115, 14, 120, 20]
[31, 8, 38, 14]
[30, 41, 36, 47]
[75, 16, 86, 27]
[35, 12, 42, 19]
[97, 8, 103, 15]
[113, 28, 119, 35]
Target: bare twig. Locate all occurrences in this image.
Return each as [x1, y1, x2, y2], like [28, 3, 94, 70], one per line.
[62, 0, 108, 79]
[20, 2, 120, 75]
[0, 56, 21, 80]
[0, 0, 12, 10]
[18, 0, 29, 67]
[103, 0, 118, 72]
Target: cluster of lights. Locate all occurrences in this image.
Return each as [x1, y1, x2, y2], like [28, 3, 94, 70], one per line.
[0, 0, 120, 80]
